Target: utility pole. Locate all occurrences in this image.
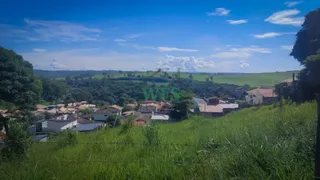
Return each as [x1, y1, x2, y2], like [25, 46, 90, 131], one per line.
[315, 95, 320, 180]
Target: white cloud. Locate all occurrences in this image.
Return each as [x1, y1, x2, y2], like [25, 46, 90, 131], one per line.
[211, 46, 271, 59]
[124, 33, 144, 39]
[265, 9, 304, 26]
[284, 1, 302, 7]
[227, 19, 248, 24]
[21, 49, 161, 71]
[230, 46, 272, 53]
[211, 52, 252, 58]
[117, 43, 198, 52]
[23, 18, 102, 41]
[157, 47, 198, 52]
[281, 45, 293, 50]
[252, 32, 295, 39]
[117, 43, 155, 50]
[240, 61, 250, 68]
[33, 48, 47, 52]
[214, 48, 221, 51]
[156, 55, 215, 72]
[206, 8, 230, 16]
[114, 38, 126, 43]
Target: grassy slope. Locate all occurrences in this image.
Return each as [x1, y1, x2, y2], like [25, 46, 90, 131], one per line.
[1, 101, 316, 179]
[92, 71, 297, 87]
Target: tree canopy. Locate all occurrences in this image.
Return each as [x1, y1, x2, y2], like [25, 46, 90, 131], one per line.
[291, 8, 320, 100]
[291, 9, 320, 64]
[0, 47, 42, 110]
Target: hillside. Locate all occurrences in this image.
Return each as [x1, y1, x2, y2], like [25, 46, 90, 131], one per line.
[35, 69, 299, 87]
[92, 71, 299, 87]
[1, 101, 316, 179]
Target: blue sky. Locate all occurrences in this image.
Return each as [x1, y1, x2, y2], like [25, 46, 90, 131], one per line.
[0, 0, 318, 72]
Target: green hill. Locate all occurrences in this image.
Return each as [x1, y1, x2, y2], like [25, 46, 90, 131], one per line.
[92, 71, 298, 87]
[1, 101, 316, 179]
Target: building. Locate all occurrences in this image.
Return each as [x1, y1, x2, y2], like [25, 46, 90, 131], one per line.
[137, 106, 157, 114]
[151, 114, 170, 122]
[246, 88, 277, 105]
[135, 118, 146, 126]
[192, 97, 239, 118]
[35, 120, 78, 133]
[126, 103, 137, 109]
[134, 114, 150, 126]
[122, 111, 136, 117]
[32, 134, 48, 142]
[73, 123, 105, 132]
[93, 106, 122, 122]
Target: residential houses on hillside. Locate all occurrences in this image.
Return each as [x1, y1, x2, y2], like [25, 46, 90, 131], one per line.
[192, 97, 239, 118]
[245, 87, 277, 105]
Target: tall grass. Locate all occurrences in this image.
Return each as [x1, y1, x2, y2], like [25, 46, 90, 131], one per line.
[0, 101, 317, 179]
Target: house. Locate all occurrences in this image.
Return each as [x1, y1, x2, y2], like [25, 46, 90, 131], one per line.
[93, 107, 121, 122]
[36, 104, 48, 110]
[134, 114, 150, 126]
[246, 88, 277, 105]
[157, 102, 172, 115]
[137, 106, 157, 114]
[56, 104, 65, 108]
[32, 134, 48, 142]
[126, 103, 137, 108]
[36, 120, 78, 133]
[192, 97, 239, 118]
[73, 123, 105, 132]
[123, 111, 136, 117]
[46, 105, 57, 110]
[135, 118, 146, 126]
[110, 105, 123, 111]
[151, 114, 170, 122]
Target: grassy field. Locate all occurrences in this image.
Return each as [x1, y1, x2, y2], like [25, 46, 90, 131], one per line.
[0, 101, 316, 179]
[92, 71, 298, 87]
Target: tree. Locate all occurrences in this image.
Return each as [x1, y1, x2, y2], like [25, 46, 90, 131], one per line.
[291, 9, 320, 64]
[170, 90, 195, 121]
[41, 78, 68, 102]
[189, 73, 193, 81]
[291, 8, 320, 100]
[0, 47, 42, 110]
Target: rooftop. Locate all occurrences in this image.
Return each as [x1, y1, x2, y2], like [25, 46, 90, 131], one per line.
[201, 105, 223, 113]
[193, 97, 207, 105]
[73, 123, 104, 132]
[32, 135, 48, 142]
[110, 105, 123, 110]
[247, 88, 277, 98]
[151, 114, 169, 120]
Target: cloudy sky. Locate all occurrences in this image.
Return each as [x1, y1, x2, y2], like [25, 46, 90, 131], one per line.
[0, 0, 318, 72]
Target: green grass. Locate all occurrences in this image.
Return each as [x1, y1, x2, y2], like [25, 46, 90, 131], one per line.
[92, 71, 298, 87]
[0, 101, 316, 179]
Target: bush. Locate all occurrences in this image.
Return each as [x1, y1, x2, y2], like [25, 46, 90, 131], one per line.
[1, 121, 31, 160]
[56, 130, 77, 148]
[142, 123, 160, 145]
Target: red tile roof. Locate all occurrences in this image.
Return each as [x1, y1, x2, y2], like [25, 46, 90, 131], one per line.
[247, 88, 277, 98]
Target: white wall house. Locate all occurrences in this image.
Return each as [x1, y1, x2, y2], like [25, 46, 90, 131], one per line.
[41, 120, 78, 133]
[245, 94, 263, 105]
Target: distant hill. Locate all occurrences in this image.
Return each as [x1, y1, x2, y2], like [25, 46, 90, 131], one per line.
[34, 69, 299, 87]
[34, 70, 121, 78]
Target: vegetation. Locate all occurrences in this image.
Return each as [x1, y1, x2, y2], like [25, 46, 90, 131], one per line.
[0, 101, 316, 179]
[291, 8, 320, 101]
[0, 47, 42, 110]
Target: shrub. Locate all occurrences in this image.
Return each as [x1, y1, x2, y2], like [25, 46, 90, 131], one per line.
[1, 121, 31, 160]
[142, 123, 160, 145]
[56, 130, 77, 148]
